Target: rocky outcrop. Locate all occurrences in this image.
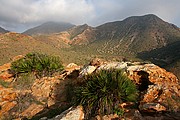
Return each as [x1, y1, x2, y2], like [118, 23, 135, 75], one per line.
[0, 86, 17, 117]
[0, 60, 179, 119]
[79, 61, 180, 112]
[0, 61, 81, 119]
[126, 63, 180, 112]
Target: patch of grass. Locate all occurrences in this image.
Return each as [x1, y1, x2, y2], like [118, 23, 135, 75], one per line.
[13, 73, 36, 90]
[74, 69, 138, 119]
[0, 79, 10, 88]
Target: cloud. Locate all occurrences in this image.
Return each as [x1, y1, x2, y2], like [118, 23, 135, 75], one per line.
[0, 0, 179, 32]
[0, 0, 95, 32]
[89, 0, 180, 26]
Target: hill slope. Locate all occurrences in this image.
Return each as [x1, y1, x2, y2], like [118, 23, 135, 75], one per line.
[0, 26, 9, 33]
[0, 32, 93, 66]
[89, 14, 180, 54]
[1, 14, 180, 78]
[23, 22, 75, 35]
[38, 14, 179, 77]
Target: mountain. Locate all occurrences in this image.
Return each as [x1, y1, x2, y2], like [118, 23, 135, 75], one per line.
[23, 21, 75, 35]
[0, 26, 9, 33]
[1, 14, 180, 78]
[36, 14, 180, 77]
[41, 14, 180, 55]
[88, 14, 180, 54]
[0, 32, 94, 66]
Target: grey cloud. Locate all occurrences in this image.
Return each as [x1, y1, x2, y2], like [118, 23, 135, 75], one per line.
[0, 0, 179, 32]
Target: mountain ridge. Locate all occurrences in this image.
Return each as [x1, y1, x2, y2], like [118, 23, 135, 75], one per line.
[0, 26, 9, 33]
[0, 14, 180, 78]
[23, 21, 75, 35]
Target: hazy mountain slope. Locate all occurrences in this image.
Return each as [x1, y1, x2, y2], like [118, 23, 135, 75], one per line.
[23, 22, 75, 35]
[0, 26, 9, 33]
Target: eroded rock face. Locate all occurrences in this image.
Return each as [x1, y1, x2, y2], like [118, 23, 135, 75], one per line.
[79, 61, 180, 112]
[0, 86, 17, 117]
[0, 60, 179, 119]
[0, 62, 80, 119]
[127, 63, 180, 112]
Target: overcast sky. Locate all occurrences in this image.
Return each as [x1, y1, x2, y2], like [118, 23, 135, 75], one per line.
[0, 0, 180, 32]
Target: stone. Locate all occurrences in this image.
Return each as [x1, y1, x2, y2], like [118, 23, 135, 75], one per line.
[0, 86, 17, 116]
[0, 70, 14, 80]
[97, 62, 127, 70]
[94, 114, 119, 120]
[12, 55, 24, 61]
[0, 63, 11, 72]
[65, 63, 81, 78]
[49, 105, 84, 120]
[79, 65, 96, 77]
[89, 58, 104, 66]
[65, 63, 80, 72]
[139, 103, 166, 112]
[20, 104, 44, 118]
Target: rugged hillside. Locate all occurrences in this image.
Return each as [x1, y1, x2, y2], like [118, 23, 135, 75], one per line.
[0, 26, 9, 33]
[34, 32, 71, 49]
[89, 14, 180, 54]
[1, 14, 180, 77]
[0, 32, 59, 65]
[41, 14, 180, 56]
[23, 21, 75, 35]
[0, 32, 94, 66]
[33, 24, 96, 47]
[67, 24, 96, 45]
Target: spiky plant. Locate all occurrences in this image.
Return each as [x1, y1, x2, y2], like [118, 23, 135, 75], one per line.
[11, 52, 64, 77]
[75, 69, 138, 118]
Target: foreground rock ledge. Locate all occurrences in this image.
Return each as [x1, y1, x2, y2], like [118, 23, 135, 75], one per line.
[0, 61, 179, 119]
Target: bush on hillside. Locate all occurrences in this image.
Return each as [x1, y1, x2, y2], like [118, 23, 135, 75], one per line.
[75, 69, 138, 118]
[11, 53, 64, 77]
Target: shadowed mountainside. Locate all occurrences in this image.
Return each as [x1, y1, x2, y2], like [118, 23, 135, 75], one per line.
[137, 41, 180, 79]
[23, 21, 75, 35]
[0, 26, 9, 33]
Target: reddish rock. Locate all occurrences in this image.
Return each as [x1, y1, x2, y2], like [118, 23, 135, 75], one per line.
[89, 58, 104, 66]
[12, 55, 24, 61]
[126, 63, 180, 112]
[0, 86, 17, 116]
[0, 63, 11, 72]
[0, 70, 14, 80]
[20, 104, 44, 118]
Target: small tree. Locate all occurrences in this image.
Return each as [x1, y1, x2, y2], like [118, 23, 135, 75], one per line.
[75, 69, 138, 118]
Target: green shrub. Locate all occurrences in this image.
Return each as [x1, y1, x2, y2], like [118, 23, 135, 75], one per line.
[11, 53, 64, 77]
[75, 69, 138, 118]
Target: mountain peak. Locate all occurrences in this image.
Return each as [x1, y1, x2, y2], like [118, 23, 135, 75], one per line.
[23, 21, 75, 35]
[0, 26, 9, 33]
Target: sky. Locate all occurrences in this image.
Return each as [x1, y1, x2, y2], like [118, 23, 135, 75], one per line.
[0, 0, 180, 32]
